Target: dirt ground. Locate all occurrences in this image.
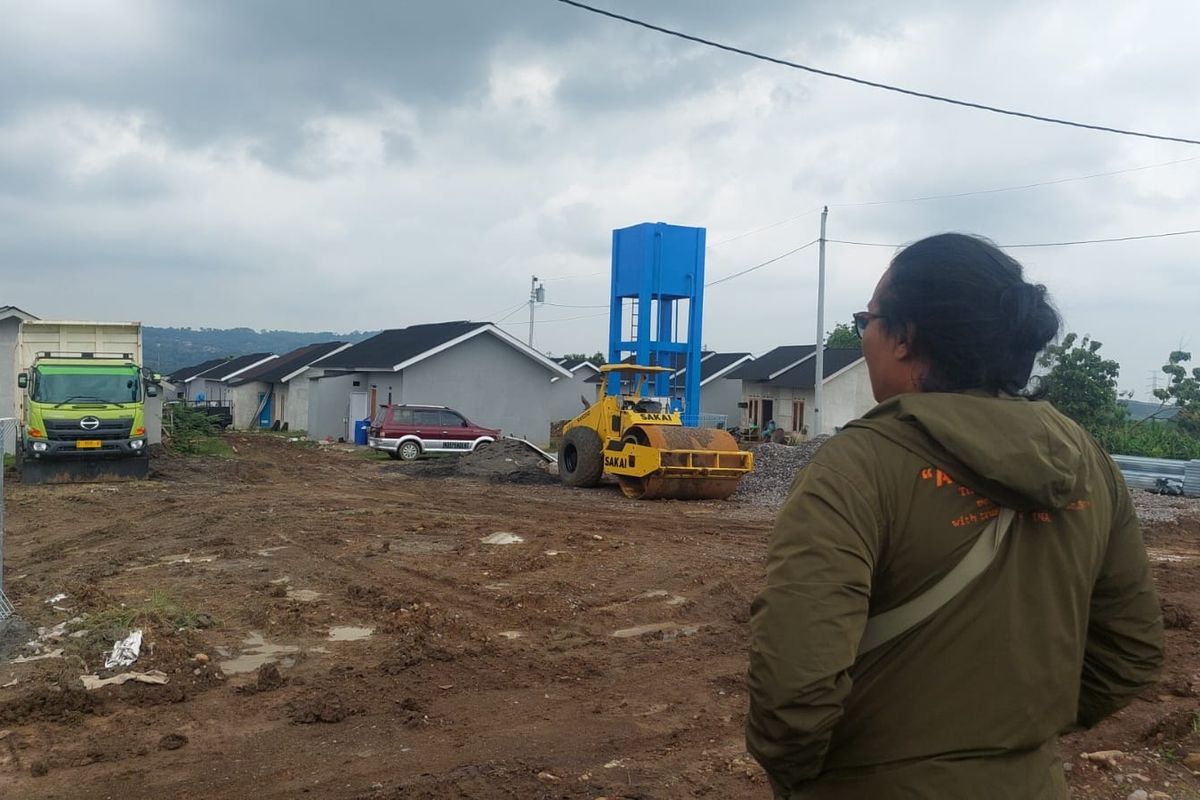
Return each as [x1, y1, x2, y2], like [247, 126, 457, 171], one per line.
[0, 433, 1197, 799]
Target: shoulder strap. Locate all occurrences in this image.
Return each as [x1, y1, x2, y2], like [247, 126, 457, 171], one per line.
[858, 507, 1017, 656]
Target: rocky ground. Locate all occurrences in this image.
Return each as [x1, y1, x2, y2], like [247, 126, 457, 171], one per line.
[0, 433, 1196, 799]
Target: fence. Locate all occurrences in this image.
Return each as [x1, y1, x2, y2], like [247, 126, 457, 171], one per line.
[1112, 454, 1200, 497]
[680, 413, 729, 429]
[0, 418, 17, 630]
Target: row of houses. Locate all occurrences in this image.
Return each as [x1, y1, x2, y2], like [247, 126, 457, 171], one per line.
[165, 319, 878, 446]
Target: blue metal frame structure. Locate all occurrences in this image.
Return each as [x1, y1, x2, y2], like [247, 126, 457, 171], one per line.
[608, 222, 705, 425]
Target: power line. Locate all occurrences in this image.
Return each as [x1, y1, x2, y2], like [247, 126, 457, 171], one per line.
[707, 155, 1200, 248]
[540, 270, 607, 282]
[544, 301, 609, 309]
[707, 208, 823, 247]
[553, 0, 1200, 147]
[830, 155, 1200, 208]
[706, 239, 819, 286]
[483, 300, 529, 321]
[828, 228, 1200, 249]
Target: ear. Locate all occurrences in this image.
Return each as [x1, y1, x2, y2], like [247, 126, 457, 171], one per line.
[891, 323, 916, 362]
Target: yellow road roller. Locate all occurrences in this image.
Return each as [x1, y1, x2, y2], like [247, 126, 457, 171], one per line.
[559, 364, 753, 500]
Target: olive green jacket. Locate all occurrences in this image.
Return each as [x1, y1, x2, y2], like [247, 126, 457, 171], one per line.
[746, 393, 1163, 799]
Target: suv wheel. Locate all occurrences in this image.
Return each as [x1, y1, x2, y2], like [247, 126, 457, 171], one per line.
[398, 441, 421, 461]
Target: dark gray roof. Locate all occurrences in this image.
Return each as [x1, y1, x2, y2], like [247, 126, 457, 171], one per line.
[1120, 399, 1181, 423]
[554, 357, 599, 373]
[169, 357, 230, 382]
[318, 321, 486, 370]
[699, 352, 752, 382]
[229, 342, 347, 385]
[770, 348, 864, 389]
[727, 345, 816, 381]
[206, 353, 276, 381]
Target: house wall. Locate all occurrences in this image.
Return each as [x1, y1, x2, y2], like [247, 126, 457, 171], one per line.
[1, 316, 21, 451]
[819, 360, 876, 435]
[229, 381, 272, 430]
[307, 372, 365, 441]
[400, 333, 556, 445]
[284, 374, 313, 433]
[740, 360, 876, 438]
[699, 378, 743, 428]
[548, 367, 599, 424]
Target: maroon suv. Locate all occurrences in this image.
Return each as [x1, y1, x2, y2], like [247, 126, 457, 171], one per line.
[367, 404, 499, 461]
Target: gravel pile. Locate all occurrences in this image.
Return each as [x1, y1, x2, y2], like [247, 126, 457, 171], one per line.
[1130, 490, 1200, 525]
[733, 436, 831, 508]
[389, 439, 558, 485]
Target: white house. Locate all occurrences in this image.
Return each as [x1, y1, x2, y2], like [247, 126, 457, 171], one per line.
[727, 346, 874, 437]
[226, 341, 350, 431]
[0, 306, 38, 450]
[307, 321, 572, 445]
[548, 356, 602, 424]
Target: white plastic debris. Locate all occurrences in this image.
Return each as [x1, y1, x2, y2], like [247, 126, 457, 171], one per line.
[80, 670, 169, 690]
[480, 532, 524, 545]
[104, 630, 143, 669]
[44, 593, 68, 604]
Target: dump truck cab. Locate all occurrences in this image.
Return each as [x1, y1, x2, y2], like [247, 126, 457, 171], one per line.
[560, 364, 752, 500]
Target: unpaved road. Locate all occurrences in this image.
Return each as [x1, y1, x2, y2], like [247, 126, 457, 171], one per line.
[1, 433, 1197, 799]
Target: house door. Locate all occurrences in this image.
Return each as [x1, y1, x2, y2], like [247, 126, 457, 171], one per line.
[257, 392, 272, 429]
[761, 399, 774, 429]
[792, 400, 805, 432]
[348, 391, 368, 441]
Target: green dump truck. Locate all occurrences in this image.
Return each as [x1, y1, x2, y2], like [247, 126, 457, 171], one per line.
[14, 320, 157, 483]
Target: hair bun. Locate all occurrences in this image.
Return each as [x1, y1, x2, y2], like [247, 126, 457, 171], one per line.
[1002, 283, 1056, 351]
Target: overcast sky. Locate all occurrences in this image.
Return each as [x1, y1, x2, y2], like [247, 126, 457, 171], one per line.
[2, 0, 1197, 398]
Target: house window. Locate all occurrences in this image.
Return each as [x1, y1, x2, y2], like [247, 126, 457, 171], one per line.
[792, 400, 805, 432]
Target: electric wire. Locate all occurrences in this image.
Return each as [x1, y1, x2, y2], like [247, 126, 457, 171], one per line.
[553, 0, 1200, 146]
[828, 228, 1200, 249]
[705, 239, 819, 286]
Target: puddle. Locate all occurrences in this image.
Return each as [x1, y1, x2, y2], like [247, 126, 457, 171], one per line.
[220, 633, 300, 674]
[496, 630, 523, 640]
[328, 626, 374, 642]
[482, 583, 511, 591]
[286, 589, 322, 602]
[611, 622, 702, 640]
[1148, 550, 1196, 563]
[160, 554, 217, 565]
[481, 532, 524, 545]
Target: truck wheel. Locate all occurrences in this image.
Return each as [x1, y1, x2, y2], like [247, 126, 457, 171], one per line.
[398, 441, 421, 461]
[560, 427, 603, 488]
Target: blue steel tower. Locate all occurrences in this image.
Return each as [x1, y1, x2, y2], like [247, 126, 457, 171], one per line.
[607, 222, 705, 425]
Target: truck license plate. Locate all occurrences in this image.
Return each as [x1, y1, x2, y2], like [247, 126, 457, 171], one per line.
[75, 440, 102, 449]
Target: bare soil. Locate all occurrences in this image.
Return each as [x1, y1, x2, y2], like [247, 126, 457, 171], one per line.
[0, 433, 1197, 799]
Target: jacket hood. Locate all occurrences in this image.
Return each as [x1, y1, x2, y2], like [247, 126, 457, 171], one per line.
[846, 392, 1090, 511]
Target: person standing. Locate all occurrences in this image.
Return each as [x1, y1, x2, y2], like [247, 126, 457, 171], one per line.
[746, 233, 1163, 799]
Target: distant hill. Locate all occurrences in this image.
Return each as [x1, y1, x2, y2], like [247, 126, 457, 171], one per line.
[146, 327, 377, 376]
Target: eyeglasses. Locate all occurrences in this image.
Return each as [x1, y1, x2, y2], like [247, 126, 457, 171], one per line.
[852, 311, 885, 338]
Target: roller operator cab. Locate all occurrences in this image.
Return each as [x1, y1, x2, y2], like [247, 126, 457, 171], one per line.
[558, 364, 753, 500]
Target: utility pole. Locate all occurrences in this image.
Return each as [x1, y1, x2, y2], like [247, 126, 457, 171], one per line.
[528, 276, 544, 348]
[813, 206, 828, 438]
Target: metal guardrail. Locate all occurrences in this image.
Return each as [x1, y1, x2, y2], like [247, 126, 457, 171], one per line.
[1112, 454, 1200, 496]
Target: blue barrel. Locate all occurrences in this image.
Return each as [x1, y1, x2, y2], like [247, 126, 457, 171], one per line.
[354, 419, 370, 446]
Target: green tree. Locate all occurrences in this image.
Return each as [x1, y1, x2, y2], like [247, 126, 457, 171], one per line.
[1036, 333, 1125, 434]
[1153, 350, 1200, 435]
[825, 322, 860, 349]
[562, 352, 606, 365]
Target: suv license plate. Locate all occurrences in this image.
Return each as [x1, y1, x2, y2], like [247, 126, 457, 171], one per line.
[75, 440, 102, 449]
